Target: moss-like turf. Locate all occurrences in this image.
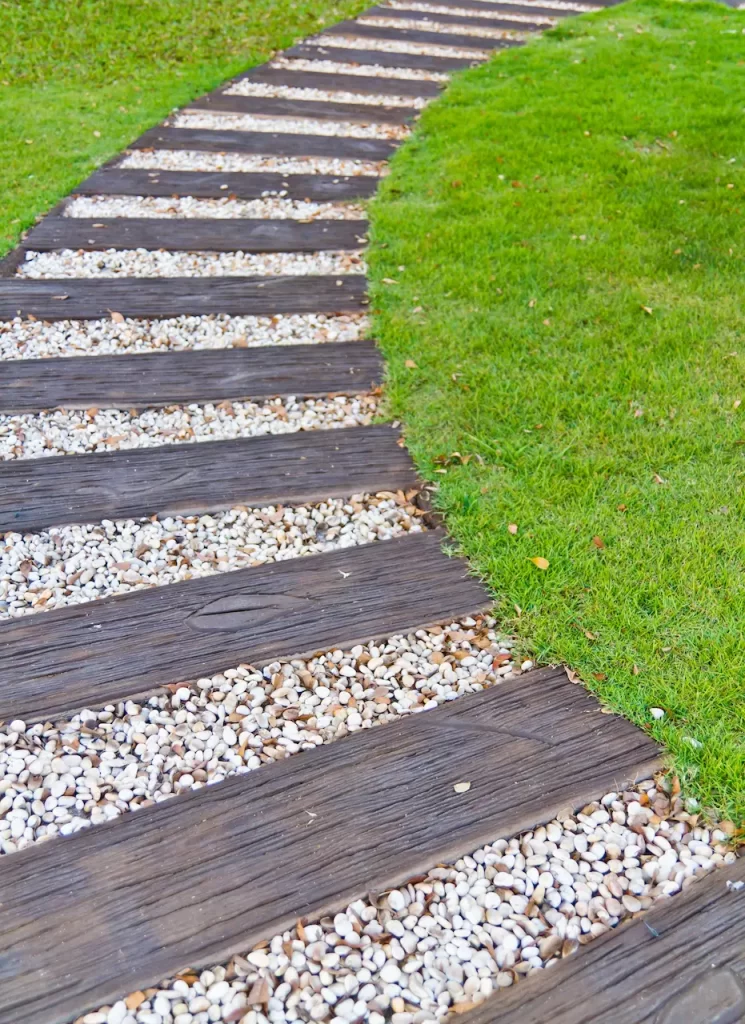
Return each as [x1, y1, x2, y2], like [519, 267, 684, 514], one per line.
[370, 0, 745, 824]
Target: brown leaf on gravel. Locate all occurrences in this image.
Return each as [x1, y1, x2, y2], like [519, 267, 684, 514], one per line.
[247, 978, 270, 1006]
[125, 992, 146, 1012]
[592, 535, 605, 549]
[297, 919, 307, 943]
[109, 310, 125, 323]
[452, 1001, 480, 1014]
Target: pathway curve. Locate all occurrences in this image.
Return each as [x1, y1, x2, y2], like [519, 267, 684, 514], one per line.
[0, 2, 741, 1023]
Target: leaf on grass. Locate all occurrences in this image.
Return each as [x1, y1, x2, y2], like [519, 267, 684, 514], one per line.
[405, 359, 417, 369]
[653, 473, 666, 485]
[584, 629, 597, 641]
[592, 535, 605, 549]
[641, 305, 653, 315]
[592, 672, 607, 681]
[453, 781, 472, 793]
[632, 663, 640, 675]
[530, 556, 549, 570]
[508, 523, 518, 535]
[382, 277, 398, 285]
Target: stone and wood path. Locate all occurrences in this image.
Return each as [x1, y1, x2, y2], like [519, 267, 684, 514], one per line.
[0, 1, 742, 1022]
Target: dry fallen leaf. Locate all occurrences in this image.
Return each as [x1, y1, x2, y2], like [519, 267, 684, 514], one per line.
[125, 992, 147, 1012]
[452, 1001, 480, 1014]
[632, 663, 640, 675]
[453, 781, 472, 793]
[109, 310, 125, 323]
[530, 556, 549, 570]
[247, 978, 270, 1006]
[404, 359, 417, 369]
[653, 473, 666, 485]
[592, 672, 607, 681]
[641, 305, 653, 315]
[592, 535, 605, 549]
[508, 523, 518, 535]
[381, 277, 398, 285]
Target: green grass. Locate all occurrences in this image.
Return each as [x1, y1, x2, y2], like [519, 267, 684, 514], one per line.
[370, 0, 745, 824]
[0, 0, 367, 257]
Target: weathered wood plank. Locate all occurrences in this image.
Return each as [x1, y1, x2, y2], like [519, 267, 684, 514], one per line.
[74, 168, 380, 200]
[132, 126, 397, 160]
[362, 4, 545, 30]
[190, 92, 419, 124]
[322, 19, 522, 50]
[22, 217, 367, 254]
[239, 64, 443, 97]
[398, 0, 580, 18]
[0, 425, 415, 534]
[0, 668, 660, 1024]
[0, 275, 367, 321]
[463, 857, 745, 1024]
[0, 531, 488, 721]
[283, 41, 478, 71]
[0, 339, 380, 414]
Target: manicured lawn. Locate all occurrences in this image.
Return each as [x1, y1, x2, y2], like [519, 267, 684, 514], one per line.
[0, 0, 366, 257]
[370, 0, 745, 823]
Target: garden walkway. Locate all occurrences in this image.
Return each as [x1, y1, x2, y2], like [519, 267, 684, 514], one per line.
[0, 2, 741, 1022]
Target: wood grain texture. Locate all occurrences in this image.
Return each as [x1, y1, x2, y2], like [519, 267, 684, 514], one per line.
[0, 668, 660, 1024]
[22, 217, 367, 254]
[463, 857, 745, 1024]
[239, 64, 443, 97]
[73, 168, 380, 200]
[0, 425, 416, 533]
[362, 3, 545, 30]
[0, 275, 367, 321]
[0, 339, 381, 414]
[133, 125, 397, 160]
[322, 19, 522, 50]
[191, 92, 418, 123]
[0, 531, 488, 721]
[283, 41, 479, 71]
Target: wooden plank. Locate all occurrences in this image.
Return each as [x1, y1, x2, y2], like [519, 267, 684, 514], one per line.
[0, 531, 488, 721]
[74, 168, 380, 200]
[240, 64, 443, 97]
[0, 275, 368, 321]
[22, 217, 367, 254]
[398, 0, 581, 18]
[132, 126, 397, 161]
[322, 19, 522, 50]
[0, 339, 381, 414]
[283, 41, 479, 71]
[362, 3, 545, 30]
[0, 668, 660, 1024]
[0, 425, 416, 534]
[191, 92, 419, 124]
[464, 857, 745, 1024]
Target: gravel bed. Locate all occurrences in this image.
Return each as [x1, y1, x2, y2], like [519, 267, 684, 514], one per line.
[71, 777, 735, 1024]
[269, 57, 450, 82]
[355, 16, 525, 40]
[0, 313, 369, 360]
[0, 615, 514, 851]
[17, 249, 366, 280]
[64, 196, 366, 220]
[120, 150, 388, 176]
[225, 80, 429, 110]
[385, 1, 556, 24]
[491, 0, 597, 9]
[0, 394, 378, 460]
[308, 35, 490, 59]
[172, 111, 410, 141]
[0, 494, 423, 620]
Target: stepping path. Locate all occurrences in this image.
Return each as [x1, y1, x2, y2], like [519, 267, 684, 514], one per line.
[0, 2, 739, 1022]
